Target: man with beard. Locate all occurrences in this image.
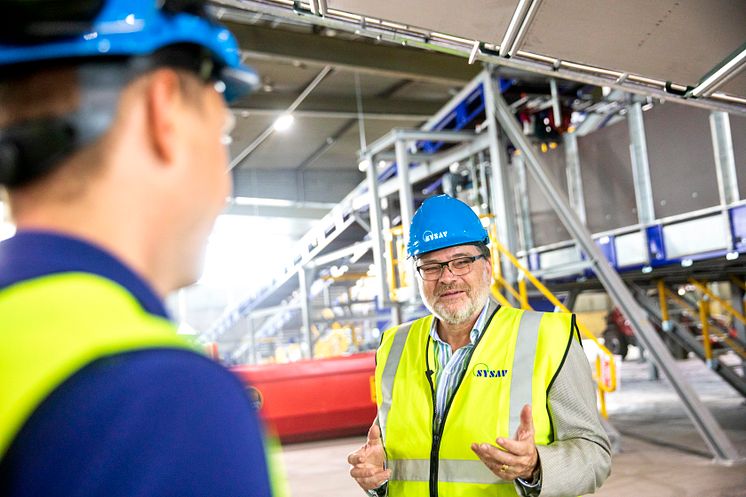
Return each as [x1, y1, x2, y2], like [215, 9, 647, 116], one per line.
[348, 194, 611, 497]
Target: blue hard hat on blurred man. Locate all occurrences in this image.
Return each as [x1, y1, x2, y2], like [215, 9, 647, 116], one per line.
[0, 0, 258, 187]
[0, 0, 258, 99]
[407, 194, 489, 258]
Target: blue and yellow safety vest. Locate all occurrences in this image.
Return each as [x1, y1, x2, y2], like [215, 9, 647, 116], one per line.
[0, 272, 192, 458]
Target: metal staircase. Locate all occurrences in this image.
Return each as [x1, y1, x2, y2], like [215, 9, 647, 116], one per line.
[631, 283, 746, 397]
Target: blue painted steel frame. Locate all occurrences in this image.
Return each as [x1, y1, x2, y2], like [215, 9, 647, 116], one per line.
[536, 206, 746, 283]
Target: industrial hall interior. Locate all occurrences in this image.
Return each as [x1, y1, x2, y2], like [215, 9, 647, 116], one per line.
[1, 1, 746, 497]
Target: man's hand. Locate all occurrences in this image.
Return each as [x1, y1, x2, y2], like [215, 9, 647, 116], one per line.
[348, 423, 390, 491]
[470, 404, 539, 481]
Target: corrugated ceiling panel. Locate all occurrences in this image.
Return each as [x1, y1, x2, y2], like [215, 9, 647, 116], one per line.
[327, 0, 519, 42]
[522, 0, 746, 88]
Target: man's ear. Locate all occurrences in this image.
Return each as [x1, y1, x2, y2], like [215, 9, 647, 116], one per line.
[144, 69, 183, 166]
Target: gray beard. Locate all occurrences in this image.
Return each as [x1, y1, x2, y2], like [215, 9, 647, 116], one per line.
[423, 273, 492, 326]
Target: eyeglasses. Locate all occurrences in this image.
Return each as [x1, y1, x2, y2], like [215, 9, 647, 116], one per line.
[415, 255, 486, 281]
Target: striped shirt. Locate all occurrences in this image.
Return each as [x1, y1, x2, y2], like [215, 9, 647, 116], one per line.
[430, 303, 490, 430]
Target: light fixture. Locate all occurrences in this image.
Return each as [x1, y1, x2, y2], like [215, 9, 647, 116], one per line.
[273, 114, 294, 132]
[726, 251, 739, 261]
[358, 159, 371, 172]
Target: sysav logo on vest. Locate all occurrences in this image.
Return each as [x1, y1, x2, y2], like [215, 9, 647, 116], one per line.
[472, 362, 508, 378]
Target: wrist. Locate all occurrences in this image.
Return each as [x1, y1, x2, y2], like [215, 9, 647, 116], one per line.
[367, 481, 387, 497]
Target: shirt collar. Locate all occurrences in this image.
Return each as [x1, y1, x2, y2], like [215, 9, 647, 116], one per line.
[430, 301, 491, 347]
[0, 230, 169, 319]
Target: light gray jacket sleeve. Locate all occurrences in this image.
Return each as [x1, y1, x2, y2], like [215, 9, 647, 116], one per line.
[535, 337, 612, 497]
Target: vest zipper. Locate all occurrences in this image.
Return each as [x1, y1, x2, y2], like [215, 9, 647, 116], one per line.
[425, 361, 439, 497]
[427, 304, 501, 497]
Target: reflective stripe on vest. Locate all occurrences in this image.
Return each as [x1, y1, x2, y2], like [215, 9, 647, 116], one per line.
[391, 459, 508, 484]
[378, 321, 412, 446]
[0, 273, 193, 458]
[509, 311, 542, 436]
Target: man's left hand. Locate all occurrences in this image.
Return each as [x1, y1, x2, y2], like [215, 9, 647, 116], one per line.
[470, 404, 538, 481]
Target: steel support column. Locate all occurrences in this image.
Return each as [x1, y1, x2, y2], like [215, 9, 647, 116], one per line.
[513, 153, 534, 251]
[395, 138, 415, 241]
[489, 70, 742, 464]
[395, 138, 417, 302]
[477, 152, 490, 214]
[366, 157, 389, 308]
[564, 132, 587, 225]
[710, 111, 739, 204]
[298, 267, 314, 359]
[627, 102, 655, 225]
[482, 72, 519, 286]
[710, 111, 739, 250]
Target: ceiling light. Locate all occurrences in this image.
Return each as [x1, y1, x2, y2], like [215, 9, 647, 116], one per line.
[273, 114, 294, 132]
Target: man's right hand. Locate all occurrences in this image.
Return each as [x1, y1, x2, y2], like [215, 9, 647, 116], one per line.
[347, 423, 390, 491]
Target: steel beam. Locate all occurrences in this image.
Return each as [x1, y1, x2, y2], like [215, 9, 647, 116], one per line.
[689, 43, 746, 98]
[489, 70, 742, 465]
[482, 73, 519, 286]
[513, 153, 534, 251]
[627, 102, 656, 225]
[229, 65, 333, 170]
[710, 111, 740, 206]
[395, 139, 416, 301]
[233, 93, 442, 117]
[222, 21, 480, 85]
[366, 158, 390, 307]
[563, 132, 587, 225]
[231, 107, 432, 121]
[298, 266, 314, 359]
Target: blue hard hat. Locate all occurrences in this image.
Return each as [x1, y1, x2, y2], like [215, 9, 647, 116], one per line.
[407, 194, 489, 258]
[0, 0, 259, 102]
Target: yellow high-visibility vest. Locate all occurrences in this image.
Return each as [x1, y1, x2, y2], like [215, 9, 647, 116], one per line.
[374, 302, 577, 497]
[0, 273, 192, 458]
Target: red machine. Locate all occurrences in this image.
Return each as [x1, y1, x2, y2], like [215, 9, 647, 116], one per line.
[232, 352, 377, 443]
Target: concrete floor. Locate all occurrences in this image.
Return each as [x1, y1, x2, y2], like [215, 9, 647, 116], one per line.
[281, 353, 746, 497]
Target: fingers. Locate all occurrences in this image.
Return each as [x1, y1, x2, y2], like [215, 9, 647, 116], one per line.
[347, 449, 364, 466]
[515, 405, 535, 441]
[495, 437, 533, 456]
[349, 466, 391, 491]
[367, 423, 383, 445]
[471, 440, 538, 481]
[471, 443, 522, 467]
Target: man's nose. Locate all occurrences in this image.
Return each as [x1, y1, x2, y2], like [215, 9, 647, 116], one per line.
[438, 265, 458, 283]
